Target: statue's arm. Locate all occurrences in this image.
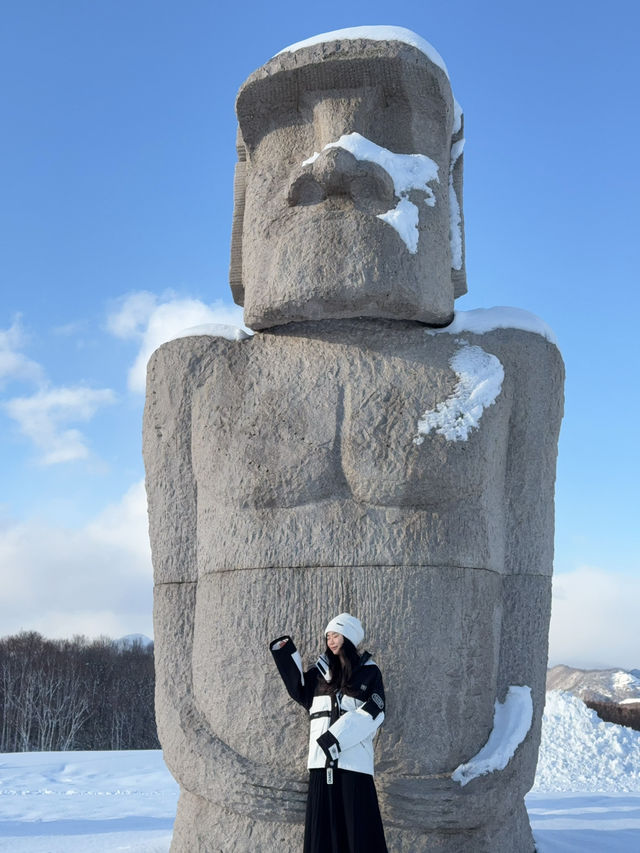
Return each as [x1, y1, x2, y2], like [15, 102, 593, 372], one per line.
[495, 333, 565, 791]
[377, 334, 565, 826]
[144, 337, 307, 821]
[498, 334, 565, 688]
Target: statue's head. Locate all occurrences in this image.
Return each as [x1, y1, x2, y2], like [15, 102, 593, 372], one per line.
[230, 27, 466, 330]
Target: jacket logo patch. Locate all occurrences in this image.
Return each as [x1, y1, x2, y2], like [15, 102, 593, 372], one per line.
[372, 693, 384, 709]
[360, 684, 367, 691]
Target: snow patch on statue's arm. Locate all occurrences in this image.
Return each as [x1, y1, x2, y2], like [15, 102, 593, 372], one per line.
[451, 686, 533, 786]
[414, 342, 504, 443]
[170, 323, 253, 342]
[303, 132, 439, 253]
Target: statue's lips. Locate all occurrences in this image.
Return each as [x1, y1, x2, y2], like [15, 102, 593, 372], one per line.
[260, 188, 439, 259]
[262, 213, 408, 278]
[270, 199, 405, 241]
[287, 193, 394, 217]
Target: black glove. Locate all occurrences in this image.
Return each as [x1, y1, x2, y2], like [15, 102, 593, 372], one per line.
[316, 730, 341, 762]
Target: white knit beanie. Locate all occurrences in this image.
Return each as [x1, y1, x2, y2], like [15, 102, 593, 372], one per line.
[325, 613, 364, 648]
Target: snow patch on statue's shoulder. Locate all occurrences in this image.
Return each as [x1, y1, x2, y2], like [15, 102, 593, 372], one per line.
[414, 342, 504, 444]
[428, 307, 558, 347]
[169, 323, 253, 343]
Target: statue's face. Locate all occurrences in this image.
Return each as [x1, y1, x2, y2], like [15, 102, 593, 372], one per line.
[234, 48, 462, 329]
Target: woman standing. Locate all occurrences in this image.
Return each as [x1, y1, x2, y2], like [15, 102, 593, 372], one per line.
[270, 612, 388, 853]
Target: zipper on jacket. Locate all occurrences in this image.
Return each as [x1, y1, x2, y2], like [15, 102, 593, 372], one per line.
[325, 692, 340, 784]
[329, 692, 340, 725]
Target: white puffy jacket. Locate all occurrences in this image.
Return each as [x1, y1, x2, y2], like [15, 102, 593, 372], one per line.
[270, 635, 385, 776]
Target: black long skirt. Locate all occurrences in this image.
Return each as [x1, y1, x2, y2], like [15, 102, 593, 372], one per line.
[303, 768, 388, 853]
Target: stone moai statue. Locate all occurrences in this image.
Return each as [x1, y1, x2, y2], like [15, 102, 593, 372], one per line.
[143, 26, 564, 852]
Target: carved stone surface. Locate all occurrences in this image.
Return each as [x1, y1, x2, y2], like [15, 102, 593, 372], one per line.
[144, 26, 564, 853]
[230, 36, 466, 329]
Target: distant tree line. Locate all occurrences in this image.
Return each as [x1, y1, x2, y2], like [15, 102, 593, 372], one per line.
[585, 699, 640, 733]
[0, 631, 159, 752]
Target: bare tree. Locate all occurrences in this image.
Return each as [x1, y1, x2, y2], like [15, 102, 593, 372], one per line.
[0, 632, 159, 752]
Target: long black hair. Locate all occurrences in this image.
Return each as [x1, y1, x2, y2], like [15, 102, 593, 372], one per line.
[322, 638, 362, 695]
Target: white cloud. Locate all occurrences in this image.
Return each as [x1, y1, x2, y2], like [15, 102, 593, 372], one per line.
[5, 386, 117, 465]
[52, 320, 88, 337]
[549, 566, 640, 670]
[1, 317, 117, 465]
[0, 318, 43, 387]
[85, 479, 151, 566]
[106, 291, 158, 339]
[107, 291, 246, 393]
[0, 481, 153, 640]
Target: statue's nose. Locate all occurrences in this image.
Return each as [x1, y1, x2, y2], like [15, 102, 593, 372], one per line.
[287, 147, 396, 213]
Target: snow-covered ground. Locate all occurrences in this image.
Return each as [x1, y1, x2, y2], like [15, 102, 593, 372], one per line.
[0, 750, 177, 852]
[1, 692, 640, 851]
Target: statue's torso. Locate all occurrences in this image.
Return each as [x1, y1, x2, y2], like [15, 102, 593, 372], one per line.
[146, 316, 564, 790]
[188, 321, 547, 573]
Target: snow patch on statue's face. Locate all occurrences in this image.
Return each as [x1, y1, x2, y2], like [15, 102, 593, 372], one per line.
[298, 133, 439, 254]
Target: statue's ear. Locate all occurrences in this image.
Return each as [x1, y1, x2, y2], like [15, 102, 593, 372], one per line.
[450, 112, 467, 299]
[229, 126, 247, 306]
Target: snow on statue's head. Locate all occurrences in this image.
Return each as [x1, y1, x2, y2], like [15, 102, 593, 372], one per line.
[230, 26, 467, 330]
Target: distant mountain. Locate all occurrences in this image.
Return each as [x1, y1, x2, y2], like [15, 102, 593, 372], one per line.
[547, 665, 640, 704]
[116, 633, 153, 649]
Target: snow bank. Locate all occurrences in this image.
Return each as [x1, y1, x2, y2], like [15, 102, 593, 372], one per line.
[533, 691, 640, 793]
[414, 342, 504, 443]
[452, 686, 533, 786]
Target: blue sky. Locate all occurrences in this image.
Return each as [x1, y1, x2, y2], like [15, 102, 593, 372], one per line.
[1, 1, 638, 668]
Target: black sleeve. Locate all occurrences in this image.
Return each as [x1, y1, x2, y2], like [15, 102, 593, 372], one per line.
[270, 635, 318, 710]
[360, 665, 386, 720]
